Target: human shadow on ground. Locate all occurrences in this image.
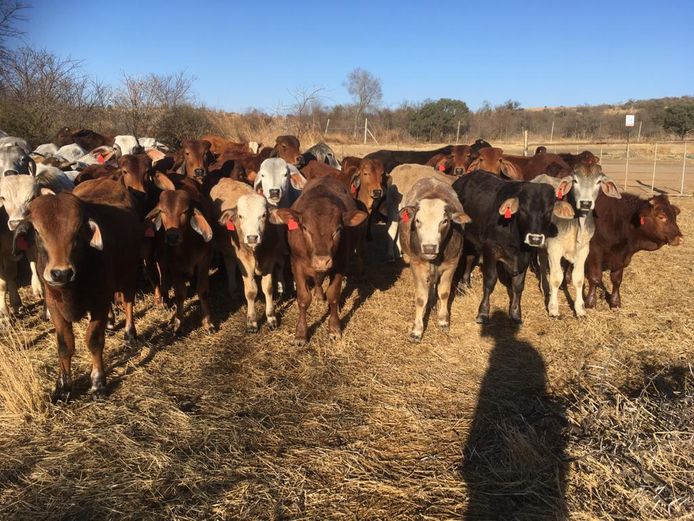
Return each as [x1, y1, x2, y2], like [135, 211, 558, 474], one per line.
[460, 310, 568, 520]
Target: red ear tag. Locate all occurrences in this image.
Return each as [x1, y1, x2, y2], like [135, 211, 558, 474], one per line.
[144, 226, 155, 237]
[557, 188, 563, 199]
[226, 220, 235, 231]
[287, 219, 299, 231]
[15, 235, 29, 251]
[438, 164, 446, 172]
[640, 216, 644, 226]
[97, 154, 105, 164]
[401, 211, 410, 223]
[350, 184, 357, 194]
[504, 207, 512, 219]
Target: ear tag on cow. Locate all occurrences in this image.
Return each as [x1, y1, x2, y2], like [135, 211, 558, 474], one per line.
[557, 188, 564, 199]
[15, 235, 29, 251]
[97, 154, 105, 164]
[504, 207, 512, 219]
[144, 226, 155, 238]
[402, 211, 410, 224]
[438, 164, 446, 172]
[226, 220, 235, 231]
[287, 219, 299, 231]
[350, 184, 357, 194]
[640, 216, 645, 226]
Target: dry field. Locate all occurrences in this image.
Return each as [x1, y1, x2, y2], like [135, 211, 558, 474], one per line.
[0, 181, 692, 519]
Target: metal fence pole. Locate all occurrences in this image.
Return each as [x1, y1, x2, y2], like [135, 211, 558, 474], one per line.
[624, 134, 631, 190]
[599, 143, 603, 162]
[650, 142, 658, 194]
[681, 142, 688, 195]
[523, 130, 528, 156]
[456, 121, 461, 144]
[549, 119, 554, 144]
[324, 118, 330, 135]
[363, 118, 368, 145]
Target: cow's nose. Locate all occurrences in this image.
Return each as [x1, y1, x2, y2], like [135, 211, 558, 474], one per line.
[50, 268, 74, 284]
[268, 189, 280, 199]
[312, 255, 333, 271]
[371, 189, 383, 198]
[671, 235, 684, 246]
[8, 219, 21, 231]
[454, 167, 464, 175]
[246, 235, 259, 245]
[579, 200, 592, 210]
[422, 244, 438, 255]
[194, 168, 205, 178]
[166, 229, 181, 245]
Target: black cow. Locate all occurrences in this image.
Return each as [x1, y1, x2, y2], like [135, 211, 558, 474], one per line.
[364, 145, 454, 174]
[452, 170, 573, 324]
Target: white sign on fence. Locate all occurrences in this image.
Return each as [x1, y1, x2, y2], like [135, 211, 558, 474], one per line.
[625, 114, 635, 127]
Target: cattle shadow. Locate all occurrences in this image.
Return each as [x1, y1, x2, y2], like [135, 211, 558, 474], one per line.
[460, 311, 568, 519]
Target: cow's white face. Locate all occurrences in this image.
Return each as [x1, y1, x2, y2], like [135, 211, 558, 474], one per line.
[0, 145, 35, 177]
[254, 158, 290, 205]
[414, 199, 449, 258]
[0, 175, 37, 230]
[236, 193, 268, 248]
[114, 135, 142, 157]
[572, 172, 620, 212]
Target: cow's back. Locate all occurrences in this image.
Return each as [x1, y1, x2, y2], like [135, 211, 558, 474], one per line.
[294, 176, 357, 213]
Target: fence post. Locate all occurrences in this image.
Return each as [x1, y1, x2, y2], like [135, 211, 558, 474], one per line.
[681, 142, 688, 195]
[456, 121, 461, 144]
[549, 119, 554, 145]
[650, 142, 658, 194]
[523, 130, 528, 156]
[324, 118, 330, 135]
[624, 135, 631, 190]
[599, 143, 603, 162]
[363, 118, 368, 145]
[637, 121, 642, 142]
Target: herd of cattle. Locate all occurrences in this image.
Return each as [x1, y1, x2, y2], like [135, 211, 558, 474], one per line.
[0, 128, 684, 401]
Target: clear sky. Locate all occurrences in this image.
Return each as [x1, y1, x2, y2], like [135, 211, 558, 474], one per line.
[13, 0, 694, 112]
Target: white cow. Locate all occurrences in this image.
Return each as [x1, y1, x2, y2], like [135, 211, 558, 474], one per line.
[32, 143, 59, 158]
[0, 144, 36, 177]
[55, 143, 87, 164]
[534, 166, 621, 317]
[254, 158, 305, 207]
[0, 136, 30, 153]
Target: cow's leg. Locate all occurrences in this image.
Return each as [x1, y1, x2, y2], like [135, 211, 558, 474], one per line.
[410, 262, 430, 342]
[171, 275, 186, 335]
[261, 271, 277, 330]
[196, 259, 214, 333]
[4, 255, 20, 313]
[546, 248, 563, 317]
[326, 272, 343, 341]
[29, 260, 43, 299]
[222, 252, 238, 298]
[437, 265, 455, 331]
[585, 254, 602, 309]
[0, 269, 9, 319]
[85, 309, 108, 397]
[313, 272, 326, 302]
[274, 256, 286, 298]
[476, 249, 498, 324]
[293, 266, 311, 345]
[572, 246, 590, 317]
[52, 306, 75, 402]
[122, 288, 137, 345]
[354, 226, 366, 277]
[240, 257, 259, 333]
[508, 269, 527, 324]
[608, 268, 624, 309]
[461, 254, 475, 289]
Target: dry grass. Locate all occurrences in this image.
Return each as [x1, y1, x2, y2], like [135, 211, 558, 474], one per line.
[0, 197, 692, 519]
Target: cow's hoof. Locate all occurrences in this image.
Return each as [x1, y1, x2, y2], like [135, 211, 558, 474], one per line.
[438, 321, 449, 332]
[292, 337, 307, 347]
[609, 303, 622, 311]
[89, 386, 107, 400]
[246, 323, 259, 334]
[409, 332, 422, 343]
[106, 320, 115, 331]
[205, 324, 217, 335]
[476, 314, 489, 324]
[51, 384, 71, 404]
[575, 308, 587, 318]
[329, 331, 341, 342]
[123, 331, 137, 348]
[267, 317, 278, 330]
[548, 308, 560, 318]
[510, 315, 523, 325]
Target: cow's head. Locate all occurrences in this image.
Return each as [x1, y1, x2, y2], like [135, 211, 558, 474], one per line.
[498, 183, 574, 248]
[145, 189, 212, 246]
[400, 198, 470, 260]
[450, 145, 474, 175]
[1, 145, 36, 177]
[255, 158, 291, 205]
[533, 166, 620, 214]
[466, 147, 519, 178]
[13, 193, 102, 287]
[118, 154, 153, 194]
[0, 175, 56, 231]
[175, 140, 214, 183]
[219, 193, 268, 250]
[353, 159, 386, 212]
[272, 135, 301, 165]
[270, 204, 367, 272]
[638, 195, 683, 246]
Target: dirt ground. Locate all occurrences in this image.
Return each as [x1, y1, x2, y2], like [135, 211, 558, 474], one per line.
[0, 178, 692, 520]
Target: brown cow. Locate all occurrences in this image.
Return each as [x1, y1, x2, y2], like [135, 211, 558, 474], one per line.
[200, 134, 252, 156]
[55, 127, 114, 150]
[13, 178, 141, 400]
[364, 145, 453, 174]
[73, 164, 120, 185]
[468, 147, 571, 180]
[341, 156, 362, 178]
[171, 139, 215, 184]
[585, 193, 683, 309]
[559, 150, 599, 168]
[270, 177, 367, 345]
[145, 176, 215, 335]
[271, 135, 302, 165]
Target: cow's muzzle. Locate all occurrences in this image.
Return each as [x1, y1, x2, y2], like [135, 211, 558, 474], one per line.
[454, 167, 465, 175]
[246, 235, 259, 247]
[524, 233, 545, 247]
[371, 189, 383, 199]
[268, 188, 281, 201]
[194, 168, 205, 179]
[421, 244, 438, 258]
[165, 229, 182, 246]
[579, 200, 593, 211]
[312, 255, 333, 272]
[670, 234, 684, 246]
[47, 267, 75, 286]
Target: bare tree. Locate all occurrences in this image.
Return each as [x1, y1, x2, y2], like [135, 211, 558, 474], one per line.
[287, 86, 324, 138]
[344, 68, 382, 136]
[0, 1, 28, 54]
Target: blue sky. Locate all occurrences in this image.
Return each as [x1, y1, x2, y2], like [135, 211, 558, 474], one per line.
[13, 0, 694, 112]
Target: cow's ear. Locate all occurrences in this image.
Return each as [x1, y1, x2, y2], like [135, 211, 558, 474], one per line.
[498, 197, 519, 217]
[672, 205, 681, 216]
[399, 205, 417, 223]
[218, 207, 237, 227]
[145, 207, 162, 230]
[553, 201, 574, 220]
[600, 177, 621, 199]
[39, 187, 56, 196]
[191, 209, 213, 242]
[289, 170, 307, 190]
[499, 159, 521, 179]
[556, 177, 573, 198]
[87, 219, 103, 250]
[451, 211, 472, 225]
[343, 209, 368, 227]
[269, 207, 299, 226]
[28, 158, 36, 177]
[153, 173, 175, 191]
[12, 221, 34, 256]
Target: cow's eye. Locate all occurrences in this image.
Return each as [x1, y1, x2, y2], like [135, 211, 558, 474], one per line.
[239, 215, 244, 219]
[658, 214, 667, 221]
